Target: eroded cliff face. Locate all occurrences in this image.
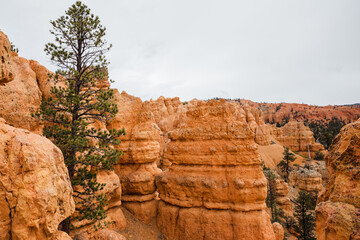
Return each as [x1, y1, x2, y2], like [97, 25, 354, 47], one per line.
[0, 32, 14, 84]
[156, 99, 277, 240]
[0, 118, 75, 240]
[275, 121, 324, 158]
[289, 167, 323, 192]
[316, 119, 360, 240]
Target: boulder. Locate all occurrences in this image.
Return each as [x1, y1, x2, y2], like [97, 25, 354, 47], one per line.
[0, 119, 75, 240]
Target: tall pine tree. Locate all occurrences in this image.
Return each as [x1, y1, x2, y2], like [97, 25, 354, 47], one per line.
[277, 146, 296, 182]
[33, 1, 125, 233]
[263, 167, 283, 223]
[294, 191, 316, 240]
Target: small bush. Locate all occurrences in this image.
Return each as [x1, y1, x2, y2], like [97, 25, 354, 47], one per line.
[314, 151, 324, 160]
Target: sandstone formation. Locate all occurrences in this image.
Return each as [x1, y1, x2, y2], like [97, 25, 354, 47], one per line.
[0, 31, 14, 84]
[156, 99, 277, 240]
[289, 167, 323, 192]
[316, 119, 360, 240]
[242, 99, 360, 124]
[274, 176, 291, 212]
[94, 230, 126, 240]
[272, 222, 284, 240]
[0, 118, 75, 240]
[71, 170, 126, 238]
[243, 105, 272, 146]
[108, 91, 163, 224]
[310, 161, 329, 185]
[0, 32, 43, 133]
[275, 121, 324, 158]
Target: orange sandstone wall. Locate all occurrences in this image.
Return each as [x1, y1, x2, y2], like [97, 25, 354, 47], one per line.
[156, 100, 277, 240]
[316, 119, 360, 240]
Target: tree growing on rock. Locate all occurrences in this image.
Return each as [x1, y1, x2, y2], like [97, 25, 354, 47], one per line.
[293, 191, 316, 240]
[277, 146, 296, 182]
[33, 1, 125, 233]
[263, 167, 283, 223]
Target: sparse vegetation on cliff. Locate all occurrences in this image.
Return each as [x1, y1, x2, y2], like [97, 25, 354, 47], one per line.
[278, 146, 296, 183]
[263, 167, 283, 223]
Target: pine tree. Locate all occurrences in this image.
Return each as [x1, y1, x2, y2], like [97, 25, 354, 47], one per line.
[33, 1, 125, 233]
[294, 191, 316, 240]
[263, 167, 283, 223]
[277, 146, 296, 182]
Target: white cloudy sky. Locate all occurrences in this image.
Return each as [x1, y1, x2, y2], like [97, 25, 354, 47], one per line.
[1, 0, 359, 105]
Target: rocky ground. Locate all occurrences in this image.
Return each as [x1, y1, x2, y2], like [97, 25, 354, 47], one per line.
[118, 207, 165, 240]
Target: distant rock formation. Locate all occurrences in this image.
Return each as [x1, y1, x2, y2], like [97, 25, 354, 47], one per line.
[275, 121, 324, 158]
[274, 176, 291, 212]
[242, 99, 360, 124]
[289, 167, 323, 192]
[0, 118, 74, 240]
[316, 119, 360, 240]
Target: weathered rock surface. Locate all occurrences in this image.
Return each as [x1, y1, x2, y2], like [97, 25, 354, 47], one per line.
[0, 32, 45, 133]
[274, 176, 291, 212]
[0, 118, 75, 240]
[0, 31, 14, 84]
[316, 119, 360, 240]
[71, 170, 127, 238]
[272, 222, 284, 240]
[275, 121, 324, 158]
[156, 99, 276, 240]
[108, 91, 163, 224]
[289, 167, 323, 192]
[93, 229, 126, 240]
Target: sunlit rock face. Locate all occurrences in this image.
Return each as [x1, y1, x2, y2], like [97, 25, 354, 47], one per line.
[0, 32, 42, 133]
[108, 91, 163, 224]
[0, 118, 75, 240]
[316, 119, 360, 240]
[156, 99, 277, 240]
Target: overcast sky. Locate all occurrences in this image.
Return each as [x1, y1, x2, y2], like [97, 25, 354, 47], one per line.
[1, 0, 359, 105]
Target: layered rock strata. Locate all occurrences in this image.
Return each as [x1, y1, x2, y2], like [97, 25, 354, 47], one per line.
[0, 118, 75, 240]
[316, 119, 360, 240]
[275, 121, 324, 158]
[108, 91, 163, 224]
[242, 99, 360, 124]
[274, 176, 291, 212]
[289, 167, 323, 192]
[156, 100, 277, 240]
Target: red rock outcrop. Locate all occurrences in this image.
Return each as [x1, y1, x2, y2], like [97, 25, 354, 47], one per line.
[275, 121, 324, 158]
[272, 222, 284, 240]
[108, 91, 163, 224]
[0, 31, 14, 85]
[289, 167, 323, 192]
[274, 176, 291, 212]
[0, 33, 44, 133]
[156, 99, 277, 240]
[0, 118, 75, 240]
[316, 119, 360, 240]
[242, 99, 360, 124]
